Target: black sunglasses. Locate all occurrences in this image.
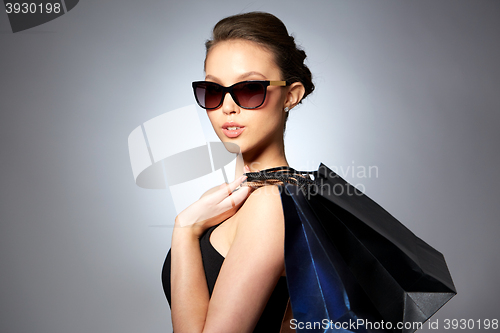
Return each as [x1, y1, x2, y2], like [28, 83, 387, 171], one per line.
[192, 80, 290, 110]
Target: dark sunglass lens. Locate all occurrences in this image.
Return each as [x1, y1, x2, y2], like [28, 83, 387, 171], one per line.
[233, 82, 265, 108]
[196, 83, 222, 109]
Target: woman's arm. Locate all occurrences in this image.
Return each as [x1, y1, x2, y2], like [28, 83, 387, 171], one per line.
[170, 184, 240, 332]
[170, 175, 253, 332]
[170, 223, 210, 331]
[204, 185, 286, 332]
[173, 184, 286, 333]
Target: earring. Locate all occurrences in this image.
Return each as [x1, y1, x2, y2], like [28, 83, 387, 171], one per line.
[284, 107, 290, 112]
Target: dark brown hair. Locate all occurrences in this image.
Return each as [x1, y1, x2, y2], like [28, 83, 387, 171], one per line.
[205, 12, 314, 125]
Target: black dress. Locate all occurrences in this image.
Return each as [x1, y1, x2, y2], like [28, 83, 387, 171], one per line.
[162, 221, 290, 332]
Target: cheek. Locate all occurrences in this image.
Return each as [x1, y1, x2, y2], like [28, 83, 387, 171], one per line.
[263, 87, 286, 110]
[206, 113, 222, 136]
[257, 91, 286, 127]
[207, 113, 218, 127]
[253, 110, 283, 135]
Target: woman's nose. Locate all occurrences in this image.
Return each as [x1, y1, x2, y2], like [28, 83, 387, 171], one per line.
[221, 92, 239, 114]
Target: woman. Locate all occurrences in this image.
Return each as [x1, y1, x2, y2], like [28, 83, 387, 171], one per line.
[162, 11, 314, 333]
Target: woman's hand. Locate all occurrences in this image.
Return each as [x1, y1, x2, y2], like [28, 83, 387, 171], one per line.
[174, 167, 253, 238]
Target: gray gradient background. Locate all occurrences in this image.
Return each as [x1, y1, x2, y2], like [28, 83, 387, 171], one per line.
[1, 0, 499, 332]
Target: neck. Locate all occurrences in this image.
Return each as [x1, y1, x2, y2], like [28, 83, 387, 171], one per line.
[233, 143, 288, 179]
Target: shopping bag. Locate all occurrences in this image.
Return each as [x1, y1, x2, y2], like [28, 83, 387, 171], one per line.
[247, 164, 456, 333]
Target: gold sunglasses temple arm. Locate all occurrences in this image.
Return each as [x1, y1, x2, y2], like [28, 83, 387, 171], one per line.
[269, 80, 288, 86]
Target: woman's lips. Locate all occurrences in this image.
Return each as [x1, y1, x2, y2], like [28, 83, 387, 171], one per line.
[222, 126, 245, 138]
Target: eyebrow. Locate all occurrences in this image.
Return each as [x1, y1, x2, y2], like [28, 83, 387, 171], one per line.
[205, 71, 267, 82]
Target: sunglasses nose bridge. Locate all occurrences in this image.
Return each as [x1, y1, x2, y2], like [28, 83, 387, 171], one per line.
[220, 87, 240, 112]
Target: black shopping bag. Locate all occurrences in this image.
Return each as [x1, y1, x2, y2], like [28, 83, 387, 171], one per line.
[248, 164, 456, 333]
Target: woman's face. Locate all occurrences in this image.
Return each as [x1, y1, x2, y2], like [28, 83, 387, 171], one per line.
[204, 39, 288, 157]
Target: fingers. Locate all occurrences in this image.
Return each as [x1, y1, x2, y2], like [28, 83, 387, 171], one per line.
[224, 184, 252, 208]
[222, 175, 253, 209]
[243, 164, 261, 173]
[221, 182, 232, 196]
[214, 175, 247, 202]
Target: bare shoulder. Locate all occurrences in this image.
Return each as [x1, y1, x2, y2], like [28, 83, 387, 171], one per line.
[240, 184, 283, 214]
[235, 184, 284, 243]
[230, 184, 287, 286]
